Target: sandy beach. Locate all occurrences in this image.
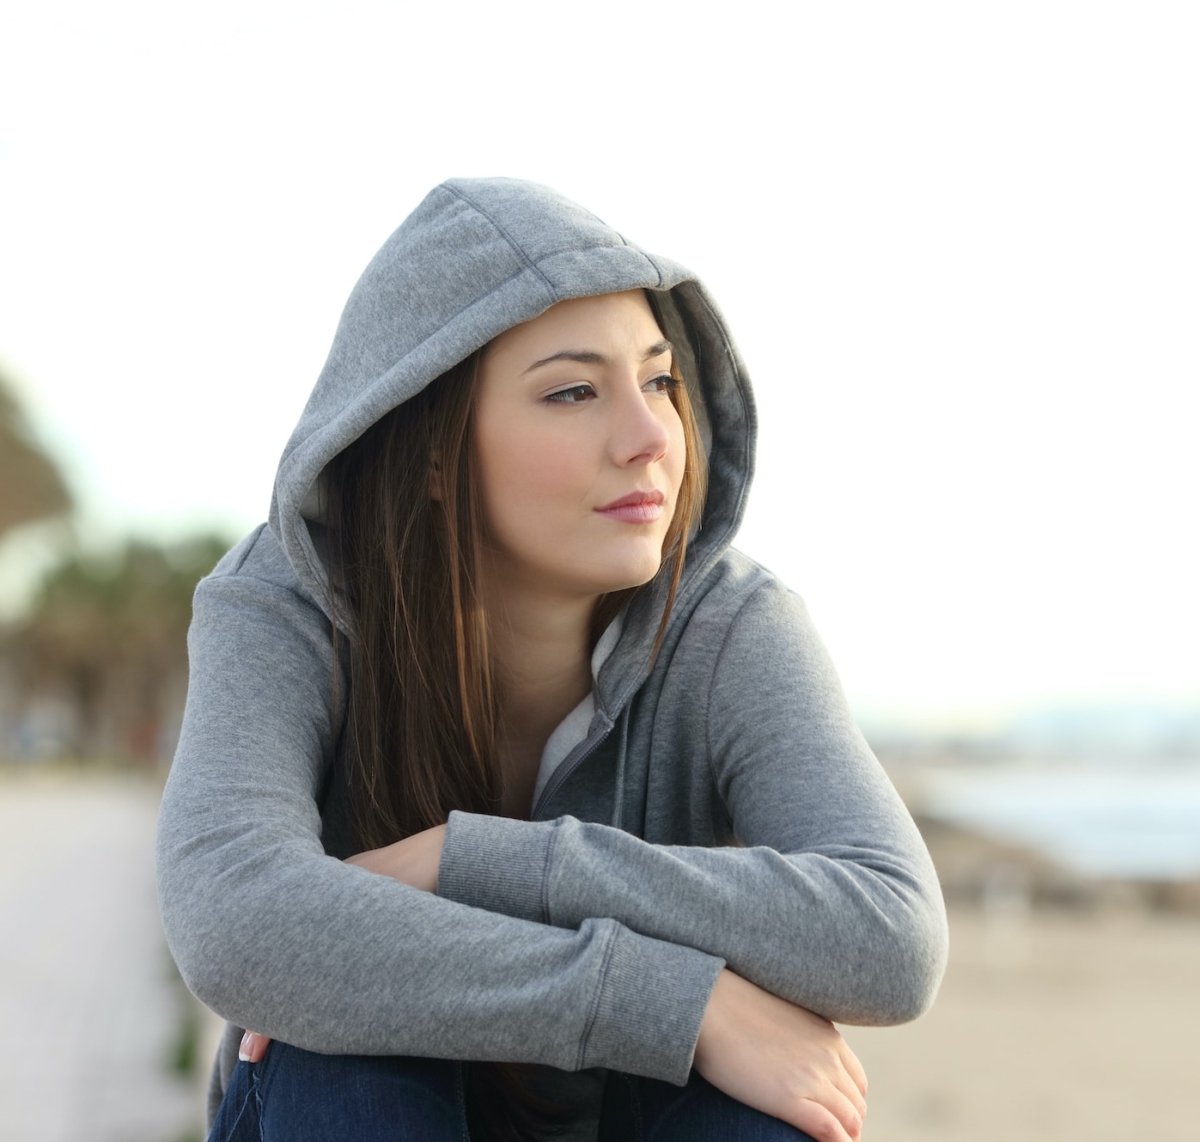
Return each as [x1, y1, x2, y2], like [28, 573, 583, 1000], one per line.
[0, 769, 206, 1142]
[845, 906, 1200, 1141]
[2, 767, 1198, 1141]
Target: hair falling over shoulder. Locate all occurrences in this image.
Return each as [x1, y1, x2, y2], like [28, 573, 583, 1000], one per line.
[323, 350, 498, 851]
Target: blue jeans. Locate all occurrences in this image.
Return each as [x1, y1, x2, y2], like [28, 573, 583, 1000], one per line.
[209, 1043, 815, 1141]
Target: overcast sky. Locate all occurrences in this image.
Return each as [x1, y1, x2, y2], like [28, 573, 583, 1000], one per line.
[2, 1, 1197, 726]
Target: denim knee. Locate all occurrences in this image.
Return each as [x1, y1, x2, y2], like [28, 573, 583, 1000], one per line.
[208, 1045, 469, 1142]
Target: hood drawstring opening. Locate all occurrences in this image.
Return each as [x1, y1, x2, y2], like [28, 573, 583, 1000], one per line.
[610, 706, 631, 832]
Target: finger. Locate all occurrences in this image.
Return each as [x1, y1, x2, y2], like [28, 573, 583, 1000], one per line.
[830, 1057, 868, 1119]
[789, 1098, 856, 1142]
[238, 1031, 272, 1063]
[818, 1083, 866, 1141]
[839, 1041, 869, 1099]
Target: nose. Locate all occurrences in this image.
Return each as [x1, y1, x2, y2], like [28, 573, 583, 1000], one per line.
[610, 382, 671, 467]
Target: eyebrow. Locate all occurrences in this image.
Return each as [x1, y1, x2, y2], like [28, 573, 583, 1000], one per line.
[522, 339, 673, 374]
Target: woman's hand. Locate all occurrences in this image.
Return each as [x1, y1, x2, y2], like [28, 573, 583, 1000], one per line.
[693, 969, 868, 1142]
[237, 825, 449, 1064]
[344, 824, 447, 892]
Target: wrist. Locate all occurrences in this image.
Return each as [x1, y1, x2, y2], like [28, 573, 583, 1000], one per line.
[695, 967, 734, 1066]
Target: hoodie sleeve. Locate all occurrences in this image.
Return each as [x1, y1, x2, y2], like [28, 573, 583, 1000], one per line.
[155, 557, 723, 1085]
[436, 579, 949, 1026]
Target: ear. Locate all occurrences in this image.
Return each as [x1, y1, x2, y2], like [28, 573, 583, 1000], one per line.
[428, 451, 443, 501]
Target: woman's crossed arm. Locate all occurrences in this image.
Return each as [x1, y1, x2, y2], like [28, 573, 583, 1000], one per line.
[240, 824, 870, 1142]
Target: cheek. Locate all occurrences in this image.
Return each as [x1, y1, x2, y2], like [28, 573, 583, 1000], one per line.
[475, 424, 597, 525]
[531, 438, 592, 489]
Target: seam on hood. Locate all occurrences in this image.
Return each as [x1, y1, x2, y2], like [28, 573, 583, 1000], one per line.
[621, 233, 664, 288]
[442, 181, 560, 301]
[603, 222, 665, 287]
[443, 181, 666, 296]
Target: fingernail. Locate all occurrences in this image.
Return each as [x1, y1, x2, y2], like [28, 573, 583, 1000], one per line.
[239, 1032, 253, 1062]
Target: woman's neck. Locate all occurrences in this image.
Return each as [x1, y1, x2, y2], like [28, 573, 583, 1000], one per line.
[485, 585, 595, 813]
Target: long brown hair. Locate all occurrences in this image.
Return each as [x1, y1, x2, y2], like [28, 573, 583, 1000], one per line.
[325, 298, 707, 1140]
[325, 296, 707, 853]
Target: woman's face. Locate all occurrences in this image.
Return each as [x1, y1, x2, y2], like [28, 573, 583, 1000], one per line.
[472, 290, 686, 604]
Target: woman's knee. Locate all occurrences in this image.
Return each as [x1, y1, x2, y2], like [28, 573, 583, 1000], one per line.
[212, 1044, 469, 1142]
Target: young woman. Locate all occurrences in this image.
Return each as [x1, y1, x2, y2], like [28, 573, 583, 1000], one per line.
[156, 178, 949, 1142]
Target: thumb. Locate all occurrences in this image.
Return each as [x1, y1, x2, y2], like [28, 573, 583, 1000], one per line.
[238, 1031, 272, 1063]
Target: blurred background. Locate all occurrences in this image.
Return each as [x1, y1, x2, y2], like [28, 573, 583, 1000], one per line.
[1, 1, 1197, 1138]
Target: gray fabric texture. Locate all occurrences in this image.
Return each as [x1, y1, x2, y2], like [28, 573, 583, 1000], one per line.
[154, 177, 949, 1129]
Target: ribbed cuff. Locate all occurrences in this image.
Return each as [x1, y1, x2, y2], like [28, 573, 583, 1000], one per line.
[436, 811, 554, 923]
[578, 922, 725, 1085]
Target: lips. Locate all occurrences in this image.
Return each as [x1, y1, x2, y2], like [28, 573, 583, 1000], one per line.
[595, 489, 666, 524]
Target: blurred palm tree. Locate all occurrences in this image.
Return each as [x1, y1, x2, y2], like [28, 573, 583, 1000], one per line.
[0, 369, 230, 762]
[0, 371, 72, 537]
[6, 537, 230, 761]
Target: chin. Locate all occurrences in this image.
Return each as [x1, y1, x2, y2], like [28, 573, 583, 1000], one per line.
[586, 551, 668, 595]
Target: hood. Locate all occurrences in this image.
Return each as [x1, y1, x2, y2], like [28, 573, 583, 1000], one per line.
[268, 177, 756, 681]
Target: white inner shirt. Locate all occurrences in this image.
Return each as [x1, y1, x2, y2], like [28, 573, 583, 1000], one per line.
[530, 616, 623, 811]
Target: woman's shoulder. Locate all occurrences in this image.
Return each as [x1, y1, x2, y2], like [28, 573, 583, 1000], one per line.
[202, 524, 289, 585]
[198, 525, 319, 602]
[191, 524, 334, 643]
[665, 548, 841, 694]
[180, 527, 342, 731]
[684, 548, 813, 633]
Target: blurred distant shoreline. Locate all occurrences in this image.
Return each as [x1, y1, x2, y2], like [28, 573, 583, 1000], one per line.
[863, 698, 1200, 763]
[873, 746, 1200, 917]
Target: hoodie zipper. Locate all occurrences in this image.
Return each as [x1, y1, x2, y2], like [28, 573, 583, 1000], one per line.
[530, 716, 613, 821]
[530, 707, 633, 829]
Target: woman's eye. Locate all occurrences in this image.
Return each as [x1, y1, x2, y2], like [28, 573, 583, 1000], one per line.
[545, 384, 596, 404]
[644, 374, 678, 395]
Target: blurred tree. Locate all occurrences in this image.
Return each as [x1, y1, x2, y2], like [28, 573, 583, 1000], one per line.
[4, 536, 230, 761]
[0, 371, 72, 537]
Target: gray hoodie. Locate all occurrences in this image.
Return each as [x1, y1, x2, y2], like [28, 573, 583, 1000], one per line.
[155, 177, 949, 1127]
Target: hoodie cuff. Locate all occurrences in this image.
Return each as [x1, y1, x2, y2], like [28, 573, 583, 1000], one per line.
[437, 811, 554, 923]
[580, 923, 725, 1084]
